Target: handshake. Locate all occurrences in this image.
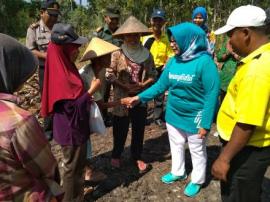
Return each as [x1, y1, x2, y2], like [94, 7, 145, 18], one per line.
[120, 96, 140, 108]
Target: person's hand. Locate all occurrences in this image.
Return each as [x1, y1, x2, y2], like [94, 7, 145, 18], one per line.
[121, 96, 140, 108]
[232, 52, 241, 61]
[198, 128, 208, 139]
[226, 40, 233, 54]
[105, 68, 116, 82]
[90, 78, 101, 89]
[43, 52, 47, 59]
[88, 78, 101, 95]
[211, 156, 230, 182]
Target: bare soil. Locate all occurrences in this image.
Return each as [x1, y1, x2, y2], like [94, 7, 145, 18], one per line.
[18, 71, 270, 202]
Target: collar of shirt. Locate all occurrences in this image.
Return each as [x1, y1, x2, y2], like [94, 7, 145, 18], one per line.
[241, 42, 270, 64]
[103, 24, 118, 34]
[144, 32, 167, 42]
[40, 19, 51, 33]
[0, 93, 19, 104]
[156, 32, 168, 41]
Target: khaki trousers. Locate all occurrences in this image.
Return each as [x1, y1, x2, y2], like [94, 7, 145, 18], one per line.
[61, 143, 87, 202]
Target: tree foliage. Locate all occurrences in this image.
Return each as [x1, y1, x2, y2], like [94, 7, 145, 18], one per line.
[0, 0, 269, 39]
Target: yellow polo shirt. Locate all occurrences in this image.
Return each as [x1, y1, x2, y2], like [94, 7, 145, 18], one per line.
[217, 42, 270, 147]
[141, 33, 174, 68]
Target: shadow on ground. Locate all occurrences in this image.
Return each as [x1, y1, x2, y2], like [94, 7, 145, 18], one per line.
[84, 131, 222, 201]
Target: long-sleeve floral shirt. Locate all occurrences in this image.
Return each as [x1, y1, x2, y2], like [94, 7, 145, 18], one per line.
[107, 50, 156, 116]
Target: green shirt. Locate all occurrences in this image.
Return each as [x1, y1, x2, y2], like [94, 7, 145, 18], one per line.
[216, 42, 238, 92]
[94, 24, 122, 47]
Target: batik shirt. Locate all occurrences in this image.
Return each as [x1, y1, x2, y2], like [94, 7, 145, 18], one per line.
[107, 50, 156, 116]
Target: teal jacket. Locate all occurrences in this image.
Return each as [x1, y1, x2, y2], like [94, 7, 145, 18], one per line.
[138, 23, 220, 134]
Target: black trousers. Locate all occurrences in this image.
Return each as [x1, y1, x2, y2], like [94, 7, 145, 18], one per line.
[221, 145, 270, 202]
[101, 80, 113, 127]
[112, 105, 147, 160]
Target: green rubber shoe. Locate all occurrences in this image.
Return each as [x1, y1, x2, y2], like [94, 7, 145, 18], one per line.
[184, 182, 201, 197]
[161, 172, 187, 184]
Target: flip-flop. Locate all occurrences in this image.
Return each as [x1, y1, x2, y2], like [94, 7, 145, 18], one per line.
[136, 160, 152, 174]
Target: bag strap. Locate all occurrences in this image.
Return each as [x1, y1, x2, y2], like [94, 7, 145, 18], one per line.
[143, 37, 155, 50]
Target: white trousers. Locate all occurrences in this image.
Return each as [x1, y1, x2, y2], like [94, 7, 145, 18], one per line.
[166, 123, 207, 184]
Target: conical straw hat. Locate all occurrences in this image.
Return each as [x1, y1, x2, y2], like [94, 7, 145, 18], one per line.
[113, 16, 152, 37]
[80, 37, 120, 62]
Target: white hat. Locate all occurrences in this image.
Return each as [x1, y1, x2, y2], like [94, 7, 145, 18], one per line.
[215, 5, 266, 35]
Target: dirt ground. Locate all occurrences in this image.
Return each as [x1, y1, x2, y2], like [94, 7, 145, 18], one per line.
[18, 72, 270, 202]
[83, 122, 270, 202]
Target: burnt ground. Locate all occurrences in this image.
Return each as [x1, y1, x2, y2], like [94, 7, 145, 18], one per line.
[18, 71, 270, 202]
[83, 122, 270, 202]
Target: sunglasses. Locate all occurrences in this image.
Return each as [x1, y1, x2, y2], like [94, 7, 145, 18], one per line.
[48, 13, 59, 17]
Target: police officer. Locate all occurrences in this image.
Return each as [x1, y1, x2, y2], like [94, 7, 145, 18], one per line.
[26, 0, 60, 91]
[93, 5, 122, 126]
[26, 0, 60, 140]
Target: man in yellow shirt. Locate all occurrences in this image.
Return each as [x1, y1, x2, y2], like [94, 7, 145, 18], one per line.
[212, 5, 270, 202]
[141, 8, 173, 126]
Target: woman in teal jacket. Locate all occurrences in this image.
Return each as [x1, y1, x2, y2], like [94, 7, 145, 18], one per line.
[122, 22, 220, 197]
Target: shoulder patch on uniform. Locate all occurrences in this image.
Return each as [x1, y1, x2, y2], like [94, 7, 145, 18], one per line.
[30, 22, 40, 29]
[96, 27, 103, 32]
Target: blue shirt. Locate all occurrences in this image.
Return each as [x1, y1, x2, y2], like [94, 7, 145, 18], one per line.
[139, 54, 220, 134]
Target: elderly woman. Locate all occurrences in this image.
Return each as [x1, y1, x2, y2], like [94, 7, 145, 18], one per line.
[122, 22, 220, 197]
[41, 23, 92, 202]
[0, 34, 63, 201]
[106, 16, 157, 172]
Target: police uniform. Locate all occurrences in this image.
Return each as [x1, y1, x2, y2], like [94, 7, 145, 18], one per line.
[26, 19, 53, 140]
[26, 19, 51, 90]
[26, 19, 51, 67]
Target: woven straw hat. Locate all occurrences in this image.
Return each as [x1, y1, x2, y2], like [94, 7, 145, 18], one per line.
[80, 37, 120, 62]
[113, 16, 152, 37]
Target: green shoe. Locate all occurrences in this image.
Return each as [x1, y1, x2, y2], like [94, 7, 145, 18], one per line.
[161, 172, 187, 184]
[184, 182, 201, 197]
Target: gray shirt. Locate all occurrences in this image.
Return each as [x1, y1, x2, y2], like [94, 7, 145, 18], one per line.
[26, 19, 51, 66]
